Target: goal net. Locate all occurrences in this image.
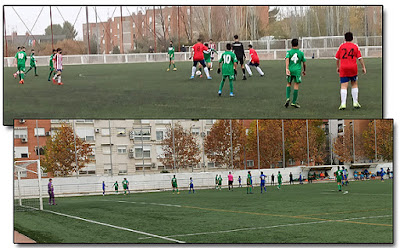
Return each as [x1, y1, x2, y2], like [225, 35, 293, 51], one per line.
[14, 160, 43, 211]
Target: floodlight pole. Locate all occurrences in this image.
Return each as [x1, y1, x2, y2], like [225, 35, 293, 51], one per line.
[50, 6, 54, 50]
[172, 120, 177, 173]
[86, 6, 90, 54]
[120, 6, 124, 54]
[37, 160, 43, 210]
[141, 121, 145, 176]
[177, 6, 180, 52]
[4, 9, 8, 57]
[374, 120, 378, 161]
[352, 120, 356, 163]
[109, 120, 113, 175]
[306, 120, 310, 166]
[17, 170, 22, 206]
[230, 119, 234, 170]
[95, 7, 100, 54]
[73, 120, 78, 178]
[153, 6, 156, 53]
[256, 120, 260, 171]
[282, 120, 285, 168]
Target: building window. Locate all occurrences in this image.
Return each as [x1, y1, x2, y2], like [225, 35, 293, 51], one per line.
[35, 146, 45, 156]
[117, 23, 119, 29]
[207, 162, 215, 168]
[34, 128, 46, 137]
[117, 145, 127, 154]
[156, 145, 165, 158]
[135, 145, 151, 158]
[102, 145, 111, 155]
[14, 128, 28, 139]
[14, 147, 29, 159]
[104, 163, 111, 175]
[77, 127, 95, 142]
[116, 128, 126, 136]
[338, 123, 344, 133]
[156, 128, 166, 141]
[134, 128, 151, 141]
[88, 147, 95, 160]
[205, 120, 215, 125]
[247, 160, 254, 168]
[101, 128, 110, 136]
[155, 120, 171, 124]
[118, 163, 127, 175]
[191, 128, 200, 136]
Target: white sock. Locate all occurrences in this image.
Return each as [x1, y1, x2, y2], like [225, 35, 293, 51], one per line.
[210, 62, 213, 68]
[53, 74, 58, 80]
[245, 64, 252, 76]
[58, 76, 61, 83]
[340, 89, 347, 105]
[191, 66, 196, 77]
[351, 88, 359, 103]
[204, 67, 210, 77]
[256, 66, 264, 76]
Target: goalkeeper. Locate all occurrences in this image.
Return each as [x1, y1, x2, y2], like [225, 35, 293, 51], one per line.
[217, 43, 238, 97]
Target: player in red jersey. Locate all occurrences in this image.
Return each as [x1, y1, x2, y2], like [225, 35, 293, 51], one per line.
[245, 44, 264, 77]
[335, 32, 366, 110]
[52, 48, 64, 85]
[190, 38, 211, 80]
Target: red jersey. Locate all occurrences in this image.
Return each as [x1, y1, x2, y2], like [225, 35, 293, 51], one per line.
[249, 48, 259, 63]
[335, 42, 362, 77]
[192, 43, 208, 61]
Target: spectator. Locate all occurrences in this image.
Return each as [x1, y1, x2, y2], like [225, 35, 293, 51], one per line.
[299, 172, 303, 184]
[308, 172, 313, 183]
[354, 170, 358, 180]
[324, 170, 328, 178]
[271, 173, 275, 185]
[148, 46, 154, 53]
[289, 172, 293, 185]
[181, 45, 186, 52]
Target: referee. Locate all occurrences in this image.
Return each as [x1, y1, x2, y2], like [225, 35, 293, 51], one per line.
[232, 35, 247, 80]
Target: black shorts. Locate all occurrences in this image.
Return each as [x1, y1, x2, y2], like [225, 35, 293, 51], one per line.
[228, 180, 233, 185]
[237, 57, 244, 65]
[193, 60, 207, 68]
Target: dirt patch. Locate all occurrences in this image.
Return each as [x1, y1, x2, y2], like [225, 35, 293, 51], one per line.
[14, 230, 36, 243]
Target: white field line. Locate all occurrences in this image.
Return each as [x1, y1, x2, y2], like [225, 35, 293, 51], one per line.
[20, 205, 185, 243]
[138, 215, 392, 240]
[101, 199, 182, 208]
[321, 192, 392, 196]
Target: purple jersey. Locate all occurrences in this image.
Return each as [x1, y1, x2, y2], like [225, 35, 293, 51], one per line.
[48, 182, 53, 192]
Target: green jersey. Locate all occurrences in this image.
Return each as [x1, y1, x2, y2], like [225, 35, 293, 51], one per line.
[247, 174, 252, 185]
[172, 177, 177, 186]
[336, 172, 342, 182]
[122, 180, 128, 189]
[30, 53, 36, 67]
[50, 54, 55, 68]
[113, 182, 118, 189]
[219, 51, 237, 76]
[168, 46, 175, 57]
[277, 173, 282, 183]
[218, 176, 222, 185]
[15, 51, 27, 65]
[285, 48, 306, 76]
[204, 48, 216, 62]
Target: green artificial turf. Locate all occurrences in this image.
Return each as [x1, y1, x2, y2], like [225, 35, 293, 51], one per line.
[14, 179, 392, 244]
[4, 58, 382, 125]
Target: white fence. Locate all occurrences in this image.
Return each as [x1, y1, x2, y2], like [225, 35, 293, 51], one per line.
[3, 46, 382, 68]
[14, 163, 392, 198]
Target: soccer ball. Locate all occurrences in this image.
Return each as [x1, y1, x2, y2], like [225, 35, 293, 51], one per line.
[196, 70, 202, 76]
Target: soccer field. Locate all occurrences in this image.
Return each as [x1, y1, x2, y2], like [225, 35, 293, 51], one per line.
[14, 180, 392, 244]
[4, 58, 382, 125]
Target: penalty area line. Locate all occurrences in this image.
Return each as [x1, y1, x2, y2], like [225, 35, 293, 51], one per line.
[139, 214, 392, 240]
[24, 206, 185, 243]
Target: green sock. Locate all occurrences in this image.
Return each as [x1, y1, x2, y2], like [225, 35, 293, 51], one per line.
[21, 73, 24, 80]
[48, 70, 53, 80]
[286, 86, 291, 99]
[293, 90, 299, 104]
[173, 63, 176, 68]
[169, 63, 171, 69]
[247, 187, 249, 193]
[177, 189, 179, 193]
[199, 67, 202, 73]
[34, 67, 37, 75]
[229, 78, 233, 93]
[219, 78, 225, 91]
[250, 186, 252, 193]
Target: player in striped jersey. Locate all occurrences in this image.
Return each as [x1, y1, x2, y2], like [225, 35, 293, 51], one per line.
[209, 39, 216, 70]
[188, 177, 195, 193]
[52, 48, 64, 85]
[48, 49, 57, 81]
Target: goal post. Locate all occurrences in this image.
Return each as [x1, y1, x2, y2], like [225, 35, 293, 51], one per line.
[14, 160, 43, 211]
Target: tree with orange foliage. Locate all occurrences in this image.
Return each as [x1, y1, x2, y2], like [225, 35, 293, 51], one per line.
[160, 123, 200, 169]
[363, 120, 393, 161]
[204, 120, 246, 168]
[41, 124, 93, 176]
[246, 120, 282, 168]
[333, 122, 364, 163]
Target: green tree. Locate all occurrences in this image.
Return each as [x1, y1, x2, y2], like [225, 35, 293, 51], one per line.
[62, 21, 78, 39]
[363, 120, 393, 161]
[112, 46, 121, 54]
[45, 24, 63, 36]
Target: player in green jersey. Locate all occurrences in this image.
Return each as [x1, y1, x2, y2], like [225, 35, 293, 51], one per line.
[122, 178, 129, 195]
[198, 43, 217, 77]
[217, 43, 238, 97]
[215, 174, 219, 189]
[246, 171, 253, 194]
[217, 175, 222, 190]
[285, 39, 306, 108]
[13, 47, 22, 79]
[48, 49, 57, 81]
[113, 181, 119, 194]
[172, 175, 179, 194]
[335, 166, 343, 191]
[14, 46, 27, 84]
[277, 171, 282, 189]
[167, 41, 177, 71]
[25, 49, 38, 76]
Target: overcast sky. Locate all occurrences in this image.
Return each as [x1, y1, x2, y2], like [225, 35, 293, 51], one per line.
[5, 6, 303, 40]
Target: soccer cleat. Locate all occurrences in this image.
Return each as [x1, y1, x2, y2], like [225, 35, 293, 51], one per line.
[210, 68, 213, 71]
[19, 80, 24, 84]
[260, 74, 265, 77]
[218, 90, 222, 96]
[353, 102, 361, 109]
[230, 92, 235, 97]
[13, 73, 17, 79]
[207, 76, 212, 80]
[338, 104, 346, 110]
[190, 76, 194, 79]
[173, 68, 177, 71]
[48, 79, 51, 81]
[284, 99, 290, 108]
[35, 74, 39, 76]
[291, 102, 300, 108]
[243, 75, 247, 80]
[199, 74, 203, 78]
[58, 82, 64, 85]
[167, 68, 170, 71]
[52, 78, 57, 85]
